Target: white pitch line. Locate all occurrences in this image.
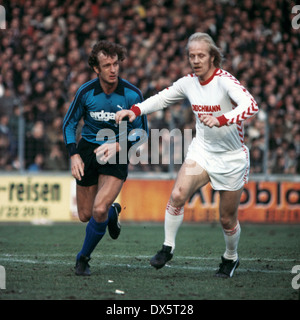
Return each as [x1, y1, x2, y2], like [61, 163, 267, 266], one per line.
[0, 255, 296, 274]
[112, 254, 299, 263]
[0, 257, 72, 265]
[0, 253, 298, 263]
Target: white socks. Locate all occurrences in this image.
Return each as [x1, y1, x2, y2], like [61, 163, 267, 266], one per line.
[222, 221, 241, 261]
[163, 201, 184, 253]
[163, 200, 241, 261]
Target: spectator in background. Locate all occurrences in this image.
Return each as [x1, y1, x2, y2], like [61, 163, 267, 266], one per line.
[0, 132, 14, 170]
[44, 143, 68, 171]
[0, 88, 18, 118]
[0, 114, 17, 159]
[250, 145, 264, 174]
[28, 153, 45, 172]
[284, 144, 298, 174]
[25, 121, 48, 169]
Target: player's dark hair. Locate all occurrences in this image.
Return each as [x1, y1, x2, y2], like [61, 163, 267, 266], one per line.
[186, 32, 223, 68]
[88, 40, 127, 70]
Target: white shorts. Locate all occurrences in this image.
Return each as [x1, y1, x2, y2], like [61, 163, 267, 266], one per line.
[185, 138, 249, 191]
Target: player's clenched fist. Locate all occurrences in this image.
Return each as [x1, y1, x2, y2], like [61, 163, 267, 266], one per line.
[199, 114, 220, 128]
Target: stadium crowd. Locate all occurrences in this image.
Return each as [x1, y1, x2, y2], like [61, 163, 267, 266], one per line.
[0, 0, 299, 174]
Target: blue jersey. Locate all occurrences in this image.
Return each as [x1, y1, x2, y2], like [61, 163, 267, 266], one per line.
[63, 77, 148, 155]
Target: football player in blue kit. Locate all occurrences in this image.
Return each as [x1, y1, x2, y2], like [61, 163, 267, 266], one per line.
[63, 41, 148, 275]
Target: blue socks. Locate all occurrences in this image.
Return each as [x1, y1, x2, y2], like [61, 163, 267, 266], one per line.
[77, 216, 108, 260]
[76, 206, 117, 260]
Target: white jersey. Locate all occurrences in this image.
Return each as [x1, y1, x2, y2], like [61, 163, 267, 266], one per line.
[135, 68, 259, 153]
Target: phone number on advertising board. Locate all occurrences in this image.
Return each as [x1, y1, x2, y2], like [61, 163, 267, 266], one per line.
[0, 206, 49, 218]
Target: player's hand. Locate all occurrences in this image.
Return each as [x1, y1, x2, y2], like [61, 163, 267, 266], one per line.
[70, 154, 84, 180]
[199, 114, 220, 128]
[94, 142, 121, 164]
[115, 109, 136, 124]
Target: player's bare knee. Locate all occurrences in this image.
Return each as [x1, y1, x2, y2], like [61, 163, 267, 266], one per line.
[77, 210, 91, 223]
[92, 204, 109, 222]
[219, 215, 236, 230]
[170, 190, 185, 208]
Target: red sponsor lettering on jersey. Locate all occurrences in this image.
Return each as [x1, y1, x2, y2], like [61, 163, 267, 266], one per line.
[192, 104, 221, 112]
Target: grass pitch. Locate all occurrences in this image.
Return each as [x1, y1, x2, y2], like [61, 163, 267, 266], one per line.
[0, 222, 299, 301]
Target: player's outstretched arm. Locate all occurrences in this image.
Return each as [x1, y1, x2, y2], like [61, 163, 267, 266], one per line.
[115, 109, 137, 124]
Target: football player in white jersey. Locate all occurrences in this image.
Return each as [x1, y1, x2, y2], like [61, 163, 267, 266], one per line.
[116, 32, 259, 278]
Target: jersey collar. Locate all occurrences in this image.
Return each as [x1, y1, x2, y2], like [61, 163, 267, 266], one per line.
[93, 77, 125, 96]
[199, 68, 219, 86]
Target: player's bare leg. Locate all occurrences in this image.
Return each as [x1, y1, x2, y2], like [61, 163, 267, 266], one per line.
[215, 187, 243, 278]
[150, 160, 210, 269]
[76, 184, 98, 222]
[93, 174, 123, 239]
[75, 175, 123, 275]
[170, 159, 210, 207]
[91, 174, 123, 221]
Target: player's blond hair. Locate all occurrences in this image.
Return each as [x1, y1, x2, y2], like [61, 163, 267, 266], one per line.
[186, 32, 223, 68]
